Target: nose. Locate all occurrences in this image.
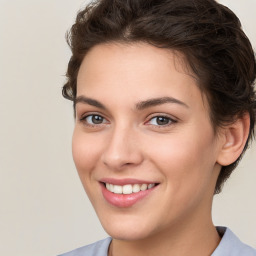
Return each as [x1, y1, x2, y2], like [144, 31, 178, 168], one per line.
[101, 125, 143, 171]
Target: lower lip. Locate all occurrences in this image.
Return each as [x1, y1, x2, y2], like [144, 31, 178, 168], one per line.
[101, 183, 157, 208]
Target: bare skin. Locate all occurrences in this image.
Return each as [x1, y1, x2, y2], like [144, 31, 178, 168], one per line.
[73, 42, 249, 256]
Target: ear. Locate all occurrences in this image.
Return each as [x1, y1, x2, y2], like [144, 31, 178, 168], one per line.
[217, 113, 250, 166]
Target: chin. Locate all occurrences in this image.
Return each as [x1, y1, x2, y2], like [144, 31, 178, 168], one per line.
[105, 226, 153, 241]
[98, 213, 159, 241]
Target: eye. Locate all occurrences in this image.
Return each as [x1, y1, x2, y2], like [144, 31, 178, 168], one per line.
[147, 116, 176, 126]
[80, 114, 108, 125]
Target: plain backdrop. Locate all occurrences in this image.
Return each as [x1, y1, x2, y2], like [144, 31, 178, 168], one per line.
[0, 0, 255, 255]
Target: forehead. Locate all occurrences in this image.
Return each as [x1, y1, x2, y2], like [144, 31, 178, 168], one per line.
[76, 42, 209, 113]
[78, 42, 193, 84]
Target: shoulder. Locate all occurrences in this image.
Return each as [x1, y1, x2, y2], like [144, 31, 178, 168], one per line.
[212, 227, 256, 256]
[58, 237, 112, 256]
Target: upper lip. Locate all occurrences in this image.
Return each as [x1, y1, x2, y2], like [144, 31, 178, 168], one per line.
[100, 178, 159, 186]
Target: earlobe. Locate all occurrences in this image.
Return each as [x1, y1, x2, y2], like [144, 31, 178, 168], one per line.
[217, 113, 250, 166]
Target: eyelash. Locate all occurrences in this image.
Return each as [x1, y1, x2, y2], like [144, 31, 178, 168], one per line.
[145, 115, 177, 127]
[80, 114, 109, 127]
[79, 114, 177, 128]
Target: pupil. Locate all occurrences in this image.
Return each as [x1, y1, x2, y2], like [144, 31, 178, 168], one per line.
[157, 117, 169, 125]
[92, 115, 103, 124]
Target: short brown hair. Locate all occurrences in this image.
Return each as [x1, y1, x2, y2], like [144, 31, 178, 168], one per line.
[63, 0, 256, 194]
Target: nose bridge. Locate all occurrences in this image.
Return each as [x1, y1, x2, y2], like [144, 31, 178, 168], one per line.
[101, 122, 143, 170]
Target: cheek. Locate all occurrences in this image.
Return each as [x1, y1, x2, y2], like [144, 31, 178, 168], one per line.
[146, 130, 217, 193]
[72, 129, 102, 178]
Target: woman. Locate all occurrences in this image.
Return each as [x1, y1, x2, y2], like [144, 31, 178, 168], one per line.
[59, 0, 256, 255]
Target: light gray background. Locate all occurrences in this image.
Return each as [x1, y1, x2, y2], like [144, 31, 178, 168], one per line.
[0, 0, 255, 255]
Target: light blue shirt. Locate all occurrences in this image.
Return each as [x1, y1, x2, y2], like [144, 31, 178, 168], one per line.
[58, 227, 256, 256]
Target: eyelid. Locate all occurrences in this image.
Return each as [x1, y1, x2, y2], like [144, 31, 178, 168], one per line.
[145, 114, 178, 126]
[79, 112, 110, 126]
[79, 111, 106, 120]
[78, 111, 178, 128]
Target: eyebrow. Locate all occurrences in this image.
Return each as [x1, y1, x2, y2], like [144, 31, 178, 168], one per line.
[74, 96, 189, 110]
[135, 97, 189, 110]
[74, 96, 107, 110]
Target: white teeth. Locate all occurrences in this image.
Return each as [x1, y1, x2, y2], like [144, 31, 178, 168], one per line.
[105, 183, 156, 194]
[122, 184, 133, 194]
[140, 184, 147, 191]
[148, 183, 155, 189]
[113, 185, 122, 194]
[109, 184, 114, 192]
[132, 184, 140, 193]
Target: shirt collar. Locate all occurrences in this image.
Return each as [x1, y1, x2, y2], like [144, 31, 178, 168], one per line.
[212, 226, 256, 255]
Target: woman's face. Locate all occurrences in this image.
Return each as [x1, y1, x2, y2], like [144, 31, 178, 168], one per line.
[73, 42, 223, 240]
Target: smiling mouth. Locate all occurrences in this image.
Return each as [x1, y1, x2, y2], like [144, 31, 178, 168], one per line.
[104, 183, 159, 194]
